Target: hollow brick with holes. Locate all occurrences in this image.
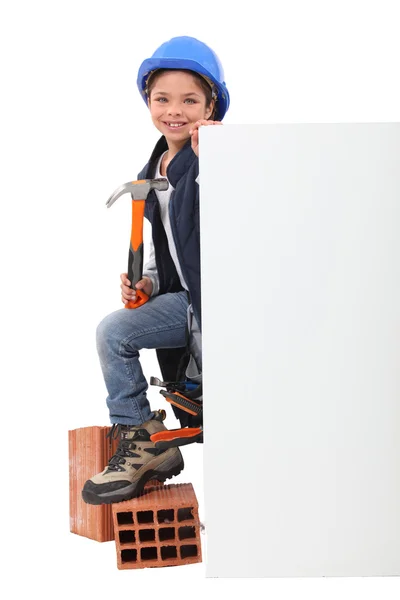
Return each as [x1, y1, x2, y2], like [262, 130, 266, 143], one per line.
[112, 483, 202, 569]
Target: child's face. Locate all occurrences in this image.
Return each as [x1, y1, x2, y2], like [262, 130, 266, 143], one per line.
[148, 70, 213, 145]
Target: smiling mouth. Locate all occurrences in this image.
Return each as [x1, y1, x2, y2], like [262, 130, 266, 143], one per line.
[164, 122, 187, 129]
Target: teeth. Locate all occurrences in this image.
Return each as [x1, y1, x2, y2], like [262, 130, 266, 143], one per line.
[168, 123, 184, 127]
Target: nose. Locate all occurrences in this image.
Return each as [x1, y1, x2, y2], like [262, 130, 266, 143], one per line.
[167, 101, 183, 116]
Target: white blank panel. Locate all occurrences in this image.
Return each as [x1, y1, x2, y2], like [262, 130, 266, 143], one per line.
[199, 124, 400, 577]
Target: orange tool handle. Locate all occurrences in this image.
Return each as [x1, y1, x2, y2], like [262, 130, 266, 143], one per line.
[125, 198, 148, 309]
[151, 428, 203, 443]
[150, 427, 203, 449]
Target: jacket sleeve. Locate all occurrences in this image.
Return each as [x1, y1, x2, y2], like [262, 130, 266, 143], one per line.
[142, 236, 160, 296]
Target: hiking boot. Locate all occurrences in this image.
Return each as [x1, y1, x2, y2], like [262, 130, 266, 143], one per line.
[81, 410, 184, 505]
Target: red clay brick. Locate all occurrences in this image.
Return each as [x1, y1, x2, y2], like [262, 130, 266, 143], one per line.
[69, 426, 164, 542]
[69, 426, 118, 542]
[112, 483, 202, 569]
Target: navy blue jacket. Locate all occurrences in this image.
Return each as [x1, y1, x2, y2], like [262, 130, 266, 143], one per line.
[137, 135, 201, 328]
[137, 135, 201, 428]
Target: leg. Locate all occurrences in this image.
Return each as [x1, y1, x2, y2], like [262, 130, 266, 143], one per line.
[96, 291, 189, 425]
[82, 291, 189, 505]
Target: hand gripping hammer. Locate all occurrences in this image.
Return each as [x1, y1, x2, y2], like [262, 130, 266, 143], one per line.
[106, 178, 169, 308]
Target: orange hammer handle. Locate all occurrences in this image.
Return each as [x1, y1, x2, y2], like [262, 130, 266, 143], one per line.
[125, 198, 148, 309]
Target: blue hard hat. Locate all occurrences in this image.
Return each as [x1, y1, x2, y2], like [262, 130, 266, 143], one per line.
[137, 36, 230, 121]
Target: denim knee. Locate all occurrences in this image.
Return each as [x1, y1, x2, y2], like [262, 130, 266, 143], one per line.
[96, 313, 113, 361]
[96, 309, 143, 362]
[96, 311, 125, 360]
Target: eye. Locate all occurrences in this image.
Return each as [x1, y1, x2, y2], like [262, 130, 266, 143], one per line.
[156, 97, 167, 103]
[185, 98, 196, 104]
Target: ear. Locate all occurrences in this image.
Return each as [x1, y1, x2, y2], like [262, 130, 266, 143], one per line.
[206, 100, 215, 119]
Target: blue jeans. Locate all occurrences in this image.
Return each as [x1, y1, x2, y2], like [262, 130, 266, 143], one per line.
[96, 291, 189, 425]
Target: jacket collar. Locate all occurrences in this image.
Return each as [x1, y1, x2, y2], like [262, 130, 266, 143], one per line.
[139, 136, 197, 188]
[166, 138, 197, 188]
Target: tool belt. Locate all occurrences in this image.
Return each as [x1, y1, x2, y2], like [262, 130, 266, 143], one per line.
[149, 377, 203, 449]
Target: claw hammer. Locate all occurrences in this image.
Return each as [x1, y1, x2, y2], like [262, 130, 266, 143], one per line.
[106, 178, 168, 308]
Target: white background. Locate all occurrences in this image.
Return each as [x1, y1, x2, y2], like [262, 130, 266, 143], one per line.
[1, 0, 399, 598]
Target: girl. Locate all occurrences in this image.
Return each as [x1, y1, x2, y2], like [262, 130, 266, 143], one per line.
[82, 36, 230, 505]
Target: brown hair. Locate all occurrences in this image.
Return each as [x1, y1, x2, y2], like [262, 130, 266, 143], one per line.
[146, 68, 217, 120]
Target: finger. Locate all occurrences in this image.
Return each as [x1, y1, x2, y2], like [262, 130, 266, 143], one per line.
[135, 277, 148, 290]
[121, 281, 132, 291]
[122, 293, 135, 304]
[189, 120, 206, 134]
[191, 131, 199, 149]
[122, 285, 135, 298]
[122, 292, 136, 303]
[121, 275, 131, 288]
[195, 120, 208, 128]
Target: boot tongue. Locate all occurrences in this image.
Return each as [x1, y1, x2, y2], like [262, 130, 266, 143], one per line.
[120, 411, 166, 440]
[121, 425, 139, 441]
[122, 425, 155, 442]
[141, 418, 166, 436]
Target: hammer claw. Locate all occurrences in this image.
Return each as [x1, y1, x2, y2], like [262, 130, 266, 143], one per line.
[106, 183, 131, 208]
[106, 178, 169, 208]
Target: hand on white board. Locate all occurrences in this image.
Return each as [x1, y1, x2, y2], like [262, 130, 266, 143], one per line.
[189, 119, 223, 157]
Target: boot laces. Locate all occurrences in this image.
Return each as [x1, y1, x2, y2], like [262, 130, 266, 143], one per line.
[105, 424, 140, 472]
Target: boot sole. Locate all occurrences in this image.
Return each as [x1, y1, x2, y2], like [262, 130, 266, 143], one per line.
[81, 456, 184, 506]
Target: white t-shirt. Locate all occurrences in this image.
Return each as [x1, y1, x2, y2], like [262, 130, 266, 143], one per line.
[142, 152, 189, 295]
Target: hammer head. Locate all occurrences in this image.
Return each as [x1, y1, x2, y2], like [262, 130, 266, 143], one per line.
[106, 178, 169, 208]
